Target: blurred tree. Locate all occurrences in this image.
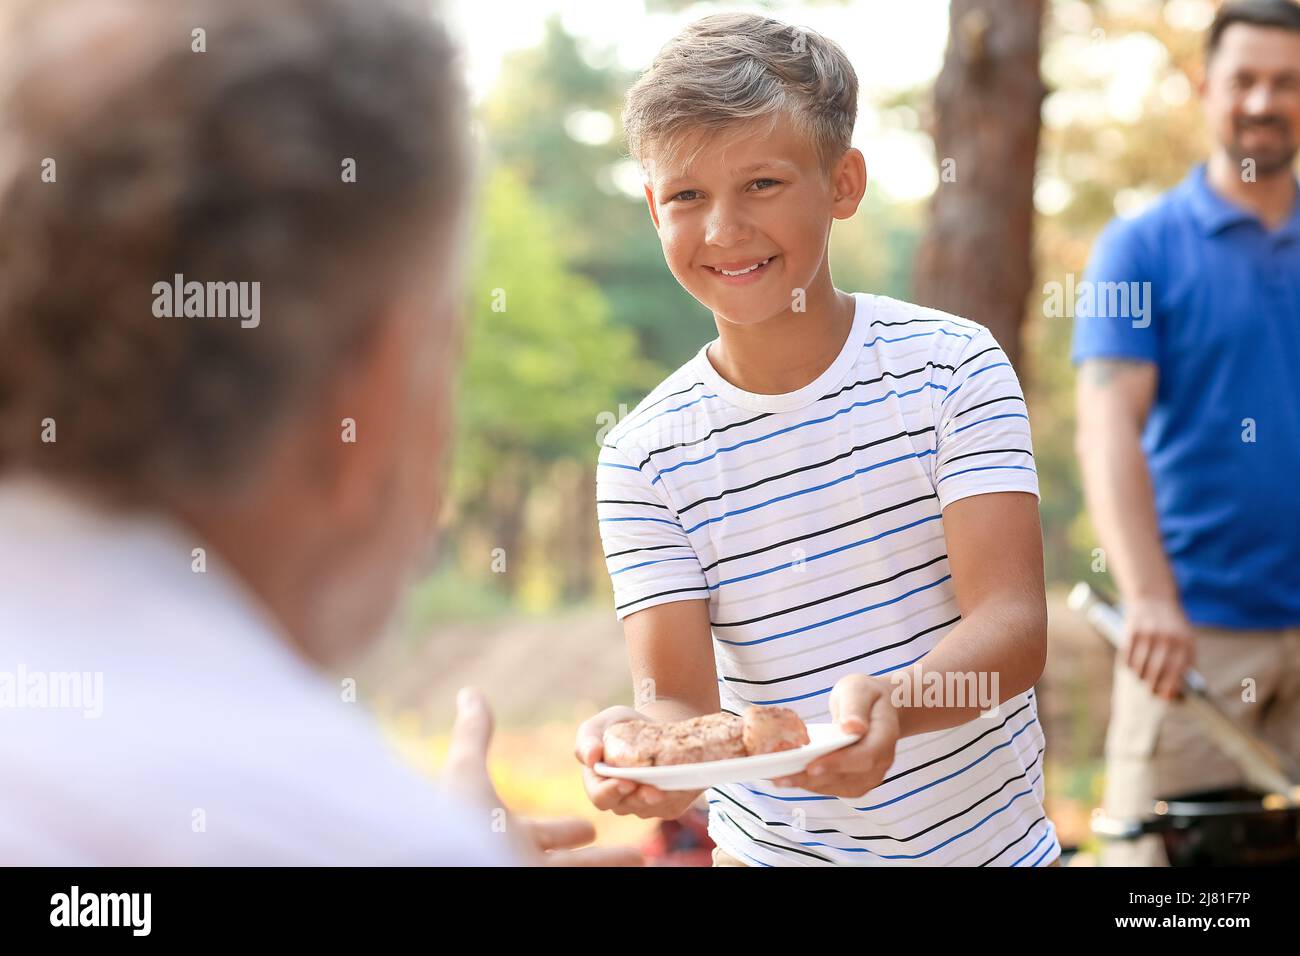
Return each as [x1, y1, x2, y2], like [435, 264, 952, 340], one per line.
[913, 0, 1047, 370]
[452, 166, 657, 599]
[482, 17, 711, 369]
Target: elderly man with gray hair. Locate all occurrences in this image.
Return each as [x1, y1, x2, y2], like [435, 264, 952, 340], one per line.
[0, 0, 636, 865]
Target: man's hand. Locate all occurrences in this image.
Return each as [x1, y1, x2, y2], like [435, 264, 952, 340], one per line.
[1122, 596, 1195, 701]
[444, 688, 643, 866]
[771, 674, 899, 798]
[575, 705, 704, 820]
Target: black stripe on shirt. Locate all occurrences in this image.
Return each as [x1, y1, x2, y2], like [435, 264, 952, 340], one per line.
[710, 804, 834, 864]
[603, 542, 689, 561]
[700, 492, 940, 574]
[950, 394, 1026, 419]
[953, 345, 1000, 374]
[711, 747, 1043, 848]
[719, 615, 961, 686]
[711, 553, 949, 629]
[881, 700, 1034, 788]
[608, 381, 707, 439]
[634, 361, 959, 469]
[978, 815, 1048, 867]
[677, 426, 935, 515]
[614, 584, 710, 613]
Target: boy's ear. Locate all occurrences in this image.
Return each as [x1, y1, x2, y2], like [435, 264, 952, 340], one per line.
[830, 147, 868, 221]
[643, 183, 661, 230]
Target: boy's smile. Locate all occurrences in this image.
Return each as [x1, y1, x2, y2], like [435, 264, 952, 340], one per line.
[641, 113, 864, 328]
[705, 254, 777, 283]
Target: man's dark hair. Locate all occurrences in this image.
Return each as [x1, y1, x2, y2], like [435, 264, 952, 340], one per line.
[1207, 0, 1300, 59]
[0, 0, 469, 506]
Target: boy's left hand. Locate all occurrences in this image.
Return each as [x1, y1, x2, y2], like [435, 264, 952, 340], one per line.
[770, 673, 899, 798]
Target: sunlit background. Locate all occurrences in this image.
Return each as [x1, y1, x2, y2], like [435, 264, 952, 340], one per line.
[359, 0, 1240, 862]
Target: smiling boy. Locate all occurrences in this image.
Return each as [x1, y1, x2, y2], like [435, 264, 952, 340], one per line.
[576, 13, 1059, 866]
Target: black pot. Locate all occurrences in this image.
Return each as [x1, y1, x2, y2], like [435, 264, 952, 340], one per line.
[1095, 786, 1300, 867]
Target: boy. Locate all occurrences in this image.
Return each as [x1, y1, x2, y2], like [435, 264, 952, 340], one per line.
[576, 13, 1059, 867]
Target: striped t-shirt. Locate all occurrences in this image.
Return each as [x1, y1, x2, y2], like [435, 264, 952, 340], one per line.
[596, 292, 1060, 867]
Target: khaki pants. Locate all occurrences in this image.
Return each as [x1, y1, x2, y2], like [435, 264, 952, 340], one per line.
[710, 847, 1063, 867]
[1100, 624, 1300, 867]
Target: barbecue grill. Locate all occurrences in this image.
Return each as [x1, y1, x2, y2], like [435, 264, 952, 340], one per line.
[1068, 583, 1300, 867]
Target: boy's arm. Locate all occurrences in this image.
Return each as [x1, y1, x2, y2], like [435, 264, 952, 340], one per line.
[908, 324, 1048, 728]
[772, 491, 1047, 796]
[623, 598, 720, 720]
[890, 489, 1047, 737]
[580, 438, 717, 819]
[574, 598, 717, 820]
[776, 326, 1045, 798]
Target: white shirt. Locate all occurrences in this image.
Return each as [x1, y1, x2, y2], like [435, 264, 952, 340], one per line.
[0, 479, 517, 865]
[597, 293, 1061, 866]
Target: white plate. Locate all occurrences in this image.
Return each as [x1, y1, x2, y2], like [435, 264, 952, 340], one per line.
[593, 723, 861, 791]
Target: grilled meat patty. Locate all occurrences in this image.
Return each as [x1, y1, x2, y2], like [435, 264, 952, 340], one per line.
[601, 707, 808, 767]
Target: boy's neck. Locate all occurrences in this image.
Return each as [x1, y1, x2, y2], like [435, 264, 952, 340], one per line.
[705, 278, 857, 396]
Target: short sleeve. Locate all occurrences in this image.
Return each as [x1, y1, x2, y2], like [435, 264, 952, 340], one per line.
[596, 442, 709, 620]
[932, 329, 1039, 511]
[1070, 217, 1159, 366]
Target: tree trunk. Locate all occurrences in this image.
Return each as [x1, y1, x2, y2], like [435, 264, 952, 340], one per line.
[912, 0, 1046, 371]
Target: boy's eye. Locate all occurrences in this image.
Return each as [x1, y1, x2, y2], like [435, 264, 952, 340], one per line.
[668, 189, 701, 202]
[749, 178, 781, 191]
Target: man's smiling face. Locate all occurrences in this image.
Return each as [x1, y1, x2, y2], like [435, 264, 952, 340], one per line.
[642, 112, 860, 326]
[1203, 22, 1300, 176]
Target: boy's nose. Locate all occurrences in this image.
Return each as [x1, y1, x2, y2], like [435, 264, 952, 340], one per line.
[704, 206, 752, 246]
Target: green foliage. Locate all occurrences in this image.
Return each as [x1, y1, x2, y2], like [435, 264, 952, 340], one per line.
[454, 165, 655, 498]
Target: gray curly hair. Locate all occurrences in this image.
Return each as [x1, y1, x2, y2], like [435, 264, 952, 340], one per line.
[0, 0, 469, 506]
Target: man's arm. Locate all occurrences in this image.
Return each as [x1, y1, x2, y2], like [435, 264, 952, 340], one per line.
[1075, 357, 1193, 700]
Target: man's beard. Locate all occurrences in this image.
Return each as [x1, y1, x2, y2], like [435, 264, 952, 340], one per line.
[1229, 116, 1299, 177]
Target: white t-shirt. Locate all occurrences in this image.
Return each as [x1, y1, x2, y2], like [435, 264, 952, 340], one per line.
[0, 479, 518, 865]
[596, 293, 1060, 866]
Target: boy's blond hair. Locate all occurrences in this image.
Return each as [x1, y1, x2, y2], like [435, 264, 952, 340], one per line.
[623, 12, 857, 174]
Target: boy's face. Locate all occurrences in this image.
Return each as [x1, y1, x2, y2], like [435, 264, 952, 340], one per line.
[642, 112, 865, 326]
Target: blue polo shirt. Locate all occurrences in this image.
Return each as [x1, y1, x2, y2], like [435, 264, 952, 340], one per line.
[1071, 164, 1300, 629]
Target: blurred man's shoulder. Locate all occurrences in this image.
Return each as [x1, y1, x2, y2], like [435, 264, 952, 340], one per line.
[1094, 183, 1191, 257]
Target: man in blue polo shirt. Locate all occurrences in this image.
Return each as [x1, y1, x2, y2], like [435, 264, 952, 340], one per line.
[1072, 0, 1300, 866]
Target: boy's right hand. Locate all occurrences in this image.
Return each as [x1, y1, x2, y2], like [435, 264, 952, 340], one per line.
[575, 705, 704, 819]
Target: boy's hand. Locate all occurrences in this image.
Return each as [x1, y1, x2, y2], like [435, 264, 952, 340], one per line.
[575, 705, 704, 820]
[770, 674, 899, 799]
